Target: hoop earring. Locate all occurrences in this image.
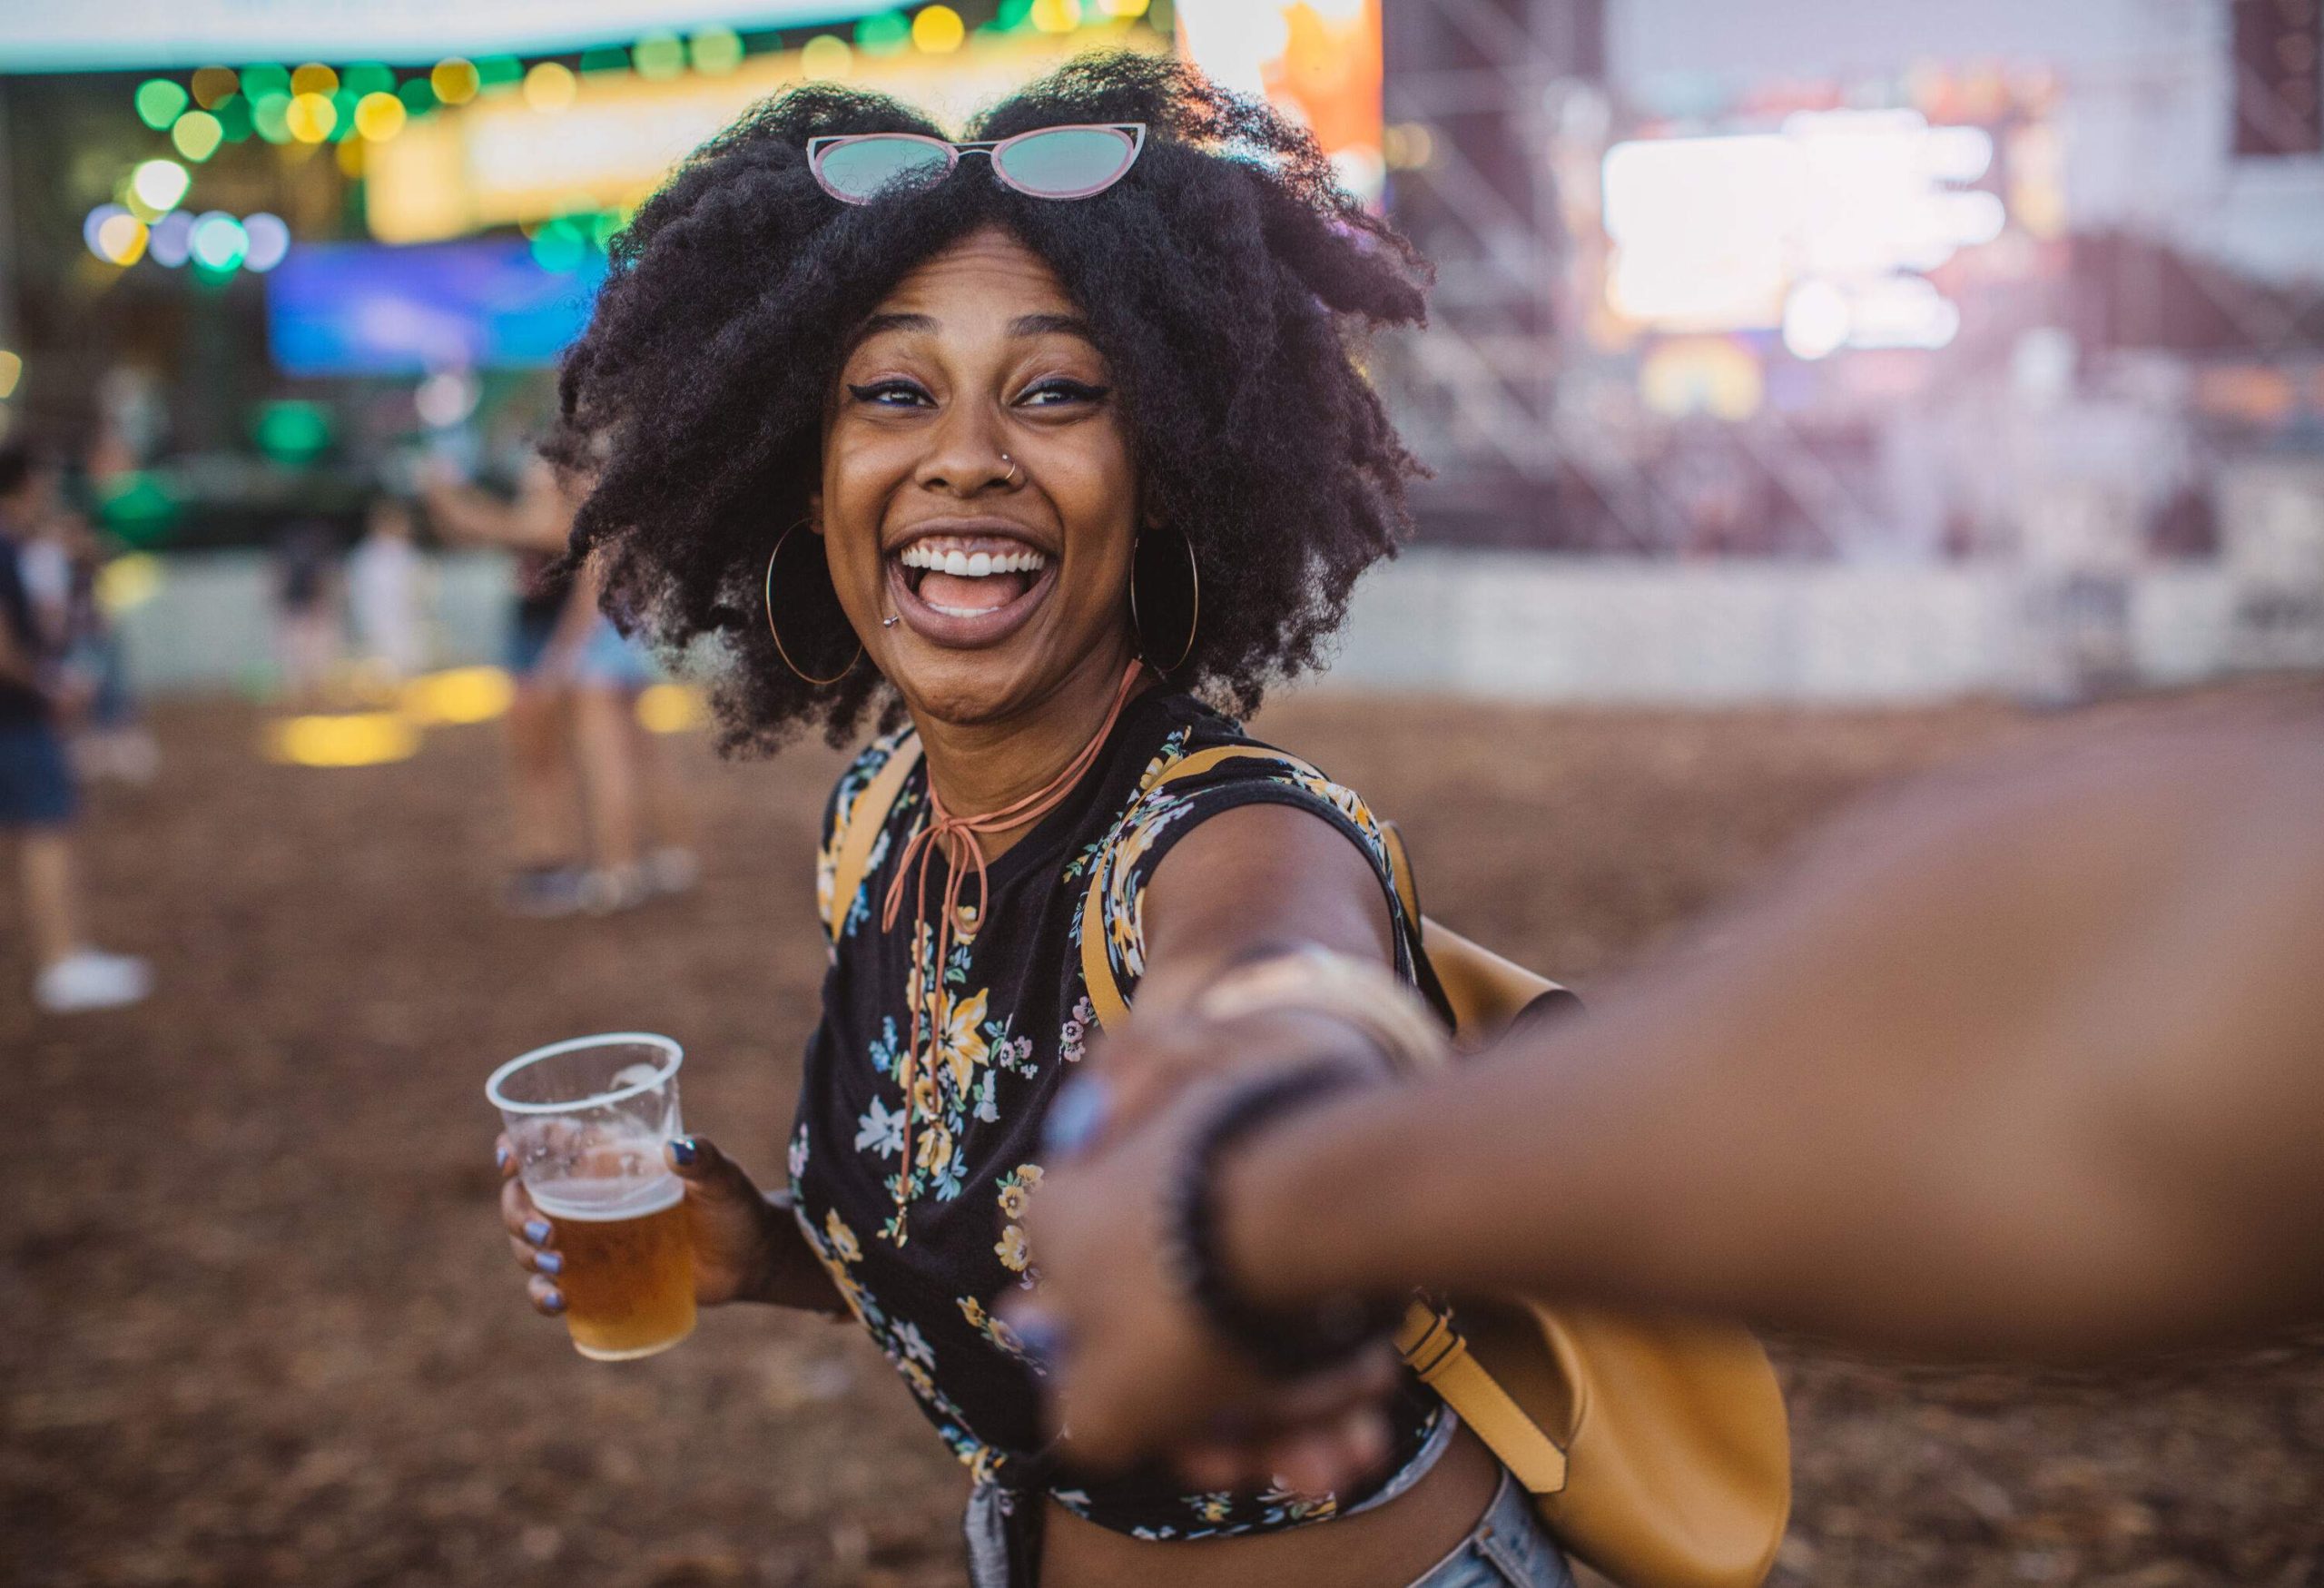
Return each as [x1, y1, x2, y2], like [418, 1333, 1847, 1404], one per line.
[1129, 525, 1199, 676]
[764, 519, 862, 687]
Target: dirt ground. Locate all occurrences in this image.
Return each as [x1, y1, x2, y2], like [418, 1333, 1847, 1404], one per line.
[5, 685, 2320, 1588]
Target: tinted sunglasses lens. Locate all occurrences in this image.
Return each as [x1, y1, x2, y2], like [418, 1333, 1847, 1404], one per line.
[818, 137, 951, 202]
[994, 128, 1135, 197]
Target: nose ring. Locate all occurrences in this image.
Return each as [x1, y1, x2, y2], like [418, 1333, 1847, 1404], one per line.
[1000, 452, 1022, 487]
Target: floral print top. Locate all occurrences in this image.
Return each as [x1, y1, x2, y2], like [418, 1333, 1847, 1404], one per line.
[786, 688, 1445, 1539]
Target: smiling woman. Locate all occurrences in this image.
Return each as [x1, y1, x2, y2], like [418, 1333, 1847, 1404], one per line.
[499, 48, 1579, 1588]
[545, 49, 1428, 752]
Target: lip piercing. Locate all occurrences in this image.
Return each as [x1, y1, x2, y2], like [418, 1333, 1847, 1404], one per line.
[882, 616, 901, 628]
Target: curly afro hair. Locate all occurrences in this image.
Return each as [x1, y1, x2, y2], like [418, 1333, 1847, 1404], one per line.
[548, 49, 1432, 753]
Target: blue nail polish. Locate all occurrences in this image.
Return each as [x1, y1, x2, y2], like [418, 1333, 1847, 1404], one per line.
[536, 1250, 563, 1276]
[1013, 1311, 1071, 1372]
[544, 1289, 566, 1315]
[525, 1219, 553, 1246]
[668, 1137, 699, 1167]
[1044, 1078, 1111, 1159]
[495, 1144, 511, 1170]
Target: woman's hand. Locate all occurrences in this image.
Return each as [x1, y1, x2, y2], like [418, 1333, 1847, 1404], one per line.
[1011, 1053, 1406, 1496]
[495, 1133, 842, 1316]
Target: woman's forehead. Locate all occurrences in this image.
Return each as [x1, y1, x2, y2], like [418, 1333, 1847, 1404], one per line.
[870, 227, 1080, 325]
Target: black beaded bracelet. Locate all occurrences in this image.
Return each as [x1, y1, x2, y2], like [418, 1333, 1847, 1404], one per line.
[1162, 1060, 1403, 1378]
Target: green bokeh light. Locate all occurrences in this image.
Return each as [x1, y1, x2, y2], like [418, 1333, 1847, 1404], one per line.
[135, 79, 190, 130]
[214, 94, 254, 142]
[343, 62, 395, 96]
[241, 64, 291, 99]
[856, 11, 911, 54]
[397, 77, 438, 115]
[634, 31, 686, 79]
[251, 401, 334, 465]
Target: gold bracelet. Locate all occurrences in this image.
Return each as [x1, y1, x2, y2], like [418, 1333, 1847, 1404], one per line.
[1195, 947, 1452, 1079]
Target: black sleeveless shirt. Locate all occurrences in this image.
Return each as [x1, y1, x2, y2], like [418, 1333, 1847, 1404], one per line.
[785, 687, 1446, 1539]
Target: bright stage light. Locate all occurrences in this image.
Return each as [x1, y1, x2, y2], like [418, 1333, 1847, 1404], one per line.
[1602, 108, 2010, 352]
[911, 5, 965, 51]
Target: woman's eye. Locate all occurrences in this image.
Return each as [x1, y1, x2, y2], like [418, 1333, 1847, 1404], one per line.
[1019, 380, 1110, 408]
[848, 380, 931, 408]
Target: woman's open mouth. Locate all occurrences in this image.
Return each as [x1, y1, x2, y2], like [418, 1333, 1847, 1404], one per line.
[885, 528, 1058, 649]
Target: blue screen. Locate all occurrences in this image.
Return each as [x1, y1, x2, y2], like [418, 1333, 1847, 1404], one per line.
[265, 240, 610, 377]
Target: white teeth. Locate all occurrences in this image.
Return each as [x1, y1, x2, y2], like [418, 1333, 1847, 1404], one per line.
[896, 542, 1051, 576]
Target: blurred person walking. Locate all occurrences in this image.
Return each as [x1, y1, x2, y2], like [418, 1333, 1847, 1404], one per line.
[423, 457, 694, 914]
[0, 442, 150, 1013]
[270, 517, 342, 708]
[347, 492, 430, 687]
[1014, 711, 2324, 1489]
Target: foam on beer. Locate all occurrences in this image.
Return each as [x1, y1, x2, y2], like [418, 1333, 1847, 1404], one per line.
[529, 1173, 684, 1221]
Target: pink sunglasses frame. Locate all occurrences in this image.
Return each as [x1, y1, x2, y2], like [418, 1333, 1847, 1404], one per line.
[807, 123, 1149, 204]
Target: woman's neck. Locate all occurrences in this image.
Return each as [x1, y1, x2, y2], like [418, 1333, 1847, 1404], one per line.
[911, 641, 1144, 865]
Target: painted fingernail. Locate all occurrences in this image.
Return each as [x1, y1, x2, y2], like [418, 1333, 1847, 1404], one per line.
[1012, 1310, 1070, 1372]
[543, 1288, 566, 1315]
[525, 1219, 553, 1246]
[535, 1250, 563, 1275]
[668, 1137, 699, 1167]
[495, 1144, 511, 1171]
[1044, 1078, 1111, 1159]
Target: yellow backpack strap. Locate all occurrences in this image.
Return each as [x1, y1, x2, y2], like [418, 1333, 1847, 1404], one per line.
[1076, 745, 1320, 1031]
[1396, 1301, 1571, 1495]
[825, 736, 923, 945]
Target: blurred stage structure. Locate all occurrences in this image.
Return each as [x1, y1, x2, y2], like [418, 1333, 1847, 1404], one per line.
[2, 0, 2320, 705]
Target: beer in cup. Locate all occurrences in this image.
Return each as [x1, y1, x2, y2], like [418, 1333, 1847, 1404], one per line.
[487, 1033, 695, 1360]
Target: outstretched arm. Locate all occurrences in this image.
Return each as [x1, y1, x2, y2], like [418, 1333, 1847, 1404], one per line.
[1026, 718, 2324, 1476]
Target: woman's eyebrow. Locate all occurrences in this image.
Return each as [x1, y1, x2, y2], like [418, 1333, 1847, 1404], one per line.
[848, 311, 937, 351]
[1009, 312, 1095, 340]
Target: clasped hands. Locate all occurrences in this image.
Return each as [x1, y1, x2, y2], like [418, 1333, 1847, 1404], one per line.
[1008, 1001, 1413, 1497]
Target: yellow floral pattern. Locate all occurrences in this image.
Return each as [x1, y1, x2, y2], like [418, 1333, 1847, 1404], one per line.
[789, 694, 1442, 1540]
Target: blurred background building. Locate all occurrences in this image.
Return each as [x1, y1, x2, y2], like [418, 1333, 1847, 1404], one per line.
[1, 0, 2320, 704]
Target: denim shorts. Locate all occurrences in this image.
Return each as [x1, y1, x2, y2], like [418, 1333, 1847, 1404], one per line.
[963, 1466, 1570, 1588]
[1408, 1469, 1573, 1588]
[0, 723, 77, 827]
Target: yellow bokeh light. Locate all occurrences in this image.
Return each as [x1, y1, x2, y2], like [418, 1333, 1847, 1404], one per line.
[0, 350, 20, 400]
[172, 110, 224, 161]
[1030, 0, 1082, 33]
[95, 213, 149, 265]
[912, 5, 967, 52]
[635, 684, 708, 735]
[268, 712, 422, 769]
[1101, 0, 1151, 14]
[94, 553, 162, 614]
[354, 91, 408, 140]
[289, 63, 339, 96]
[191, 66, 239, 108]
[401, 666, 515, 726]
[285, 91, 339, 143]
[522, 61, 577, 113]
[432, 58, 480, 105]
[801, 34, 853, 79]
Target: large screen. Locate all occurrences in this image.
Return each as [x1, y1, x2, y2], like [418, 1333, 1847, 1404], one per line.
[265, 240, 607, 377]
